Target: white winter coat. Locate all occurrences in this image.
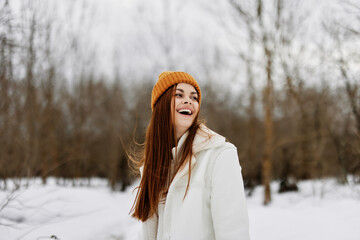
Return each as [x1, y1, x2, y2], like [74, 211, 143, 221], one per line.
[140, 125, 250, 240]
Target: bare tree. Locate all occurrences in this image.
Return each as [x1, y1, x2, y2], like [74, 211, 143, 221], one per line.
[227, 0, 278, 204]
[323, 0, 360, 180]
[0, 0, 15, 189]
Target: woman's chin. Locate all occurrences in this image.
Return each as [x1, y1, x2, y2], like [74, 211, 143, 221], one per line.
[175, 121, 193, 135]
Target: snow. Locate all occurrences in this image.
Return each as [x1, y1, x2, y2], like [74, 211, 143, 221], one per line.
[0, 178, 359, 240]
[247, 179, 360, 240]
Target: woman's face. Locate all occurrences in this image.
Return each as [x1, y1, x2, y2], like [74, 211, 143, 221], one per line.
[172, 83, 199, 139]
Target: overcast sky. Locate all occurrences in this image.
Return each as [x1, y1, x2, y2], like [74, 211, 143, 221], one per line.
[6, 0, 359, 92]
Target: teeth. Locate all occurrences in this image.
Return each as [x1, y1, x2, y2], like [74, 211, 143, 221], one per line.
[178, 109, 192, 115]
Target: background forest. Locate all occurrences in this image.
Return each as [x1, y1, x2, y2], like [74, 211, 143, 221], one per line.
[0, 0, 359, 206]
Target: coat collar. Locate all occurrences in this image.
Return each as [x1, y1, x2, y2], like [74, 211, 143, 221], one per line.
[140, 124, 226, 181]
[172, 124, 226, 157]
[170, 124, 226, 186]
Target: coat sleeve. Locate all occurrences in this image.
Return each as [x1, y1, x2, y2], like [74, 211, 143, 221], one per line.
[210, 147, 250, 240]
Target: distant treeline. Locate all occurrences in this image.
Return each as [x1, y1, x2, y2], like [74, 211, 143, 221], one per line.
[0, 0, 359, 196]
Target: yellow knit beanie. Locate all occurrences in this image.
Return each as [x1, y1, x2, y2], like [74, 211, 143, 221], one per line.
[151, 71, 201, 111]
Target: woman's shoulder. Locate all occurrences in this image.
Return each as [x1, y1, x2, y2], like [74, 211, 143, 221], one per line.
[215, 141, 236, 153]
[194, 124, 236, 154]
[208, 142, 237, 165]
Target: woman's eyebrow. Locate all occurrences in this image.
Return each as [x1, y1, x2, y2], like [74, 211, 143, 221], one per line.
[176, 88, 198, 95]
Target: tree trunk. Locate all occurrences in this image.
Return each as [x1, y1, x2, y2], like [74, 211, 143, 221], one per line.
[262, 48, 273, 205]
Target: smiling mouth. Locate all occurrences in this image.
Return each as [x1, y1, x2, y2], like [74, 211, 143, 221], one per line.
[177, 109, 192, 116]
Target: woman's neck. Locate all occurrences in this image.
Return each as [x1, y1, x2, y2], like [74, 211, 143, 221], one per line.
[176, 128, 187, 142]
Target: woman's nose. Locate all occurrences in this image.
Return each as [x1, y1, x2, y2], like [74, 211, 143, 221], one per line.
[182, 96, 191, 104]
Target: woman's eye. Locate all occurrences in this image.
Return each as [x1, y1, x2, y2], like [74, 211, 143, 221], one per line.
[191, 96, 198, 101]
[175, 93, 182, 97]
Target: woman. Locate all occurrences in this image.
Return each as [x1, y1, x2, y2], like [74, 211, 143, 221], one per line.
[131, 71, 250, 240]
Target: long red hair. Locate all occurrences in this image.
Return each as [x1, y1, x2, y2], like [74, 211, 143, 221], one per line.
[130, 84, 200, 222]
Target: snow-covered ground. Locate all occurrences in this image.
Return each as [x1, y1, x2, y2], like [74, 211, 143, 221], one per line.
[0, 178, 359, 240]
